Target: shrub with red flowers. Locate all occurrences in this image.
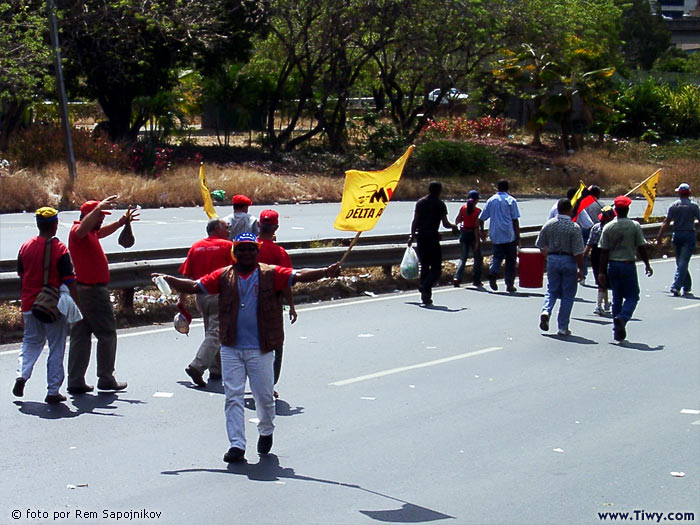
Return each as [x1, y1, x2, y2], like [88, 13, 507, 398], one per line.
[129, 142, 173, 177]
[421, 116, 507, 140]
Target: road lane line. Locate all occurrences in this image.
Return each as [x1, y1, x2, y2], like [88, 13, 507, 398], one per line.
[674, 303, 700, 311]
[329, 346, 504, 386]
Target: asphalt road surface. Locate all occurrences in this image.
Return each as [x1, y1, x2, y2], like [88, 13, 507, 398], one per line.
[0, 197, 681, 260]
[1, 256, 698, 524]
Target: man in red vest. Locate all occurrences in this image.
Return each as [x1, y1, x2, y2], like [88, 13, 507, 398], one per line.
[153, 233, 340, 463]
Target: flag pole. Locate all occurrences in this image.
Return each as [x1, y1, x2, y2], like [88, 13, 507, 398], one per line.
[626, 169, 661, 197]
[338, 231, 362, 265]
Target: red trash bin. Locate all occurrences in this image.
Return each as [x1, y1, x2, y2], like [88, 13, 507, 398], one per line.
[518, 248, 544, 288]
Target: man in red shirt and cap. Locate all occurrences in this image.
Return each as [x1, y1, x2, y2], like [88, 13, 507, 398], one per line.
[67, 195, 139, 393]
[178, 218, 233, 387]
[598, 195, 653, 341]
[257, 209, 297, 396]
[225, 194, 259, 241]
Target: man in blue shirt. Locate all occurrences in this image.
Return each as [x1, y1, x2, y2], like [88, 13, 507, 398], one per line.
[655, 183, 700, 296]
[479, 180, 521, 292]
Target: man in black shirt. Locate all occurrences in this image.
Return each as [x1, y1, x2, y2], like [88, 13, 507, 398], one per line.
[408, 181, 459, 305]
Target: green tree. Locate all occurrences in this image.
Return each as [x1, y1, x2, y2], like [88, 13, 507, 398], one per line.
[0, 0, 52, 150]
[620, 0, 671, 71]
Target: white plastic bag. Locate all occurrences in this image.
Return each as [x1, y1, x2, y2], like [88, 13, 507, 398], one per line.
[400, 246, 419, 279]
[57, 284, 83, 324]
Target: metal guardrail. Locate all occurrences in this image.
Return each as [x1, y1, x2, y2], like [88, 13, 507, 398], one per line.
[0, 223, 664, 300]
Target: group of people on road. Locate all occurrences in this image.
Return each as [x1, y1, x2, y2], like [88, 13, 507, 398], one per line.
[11, 179, 698, 462]
[13, 193, 340, 465]
[409, 180, 699, 342]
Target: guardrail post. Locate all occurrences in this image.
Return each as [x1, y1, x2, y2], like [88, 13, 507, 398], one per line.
[382, 265, 392, 276]
[120, 287, 135, 311]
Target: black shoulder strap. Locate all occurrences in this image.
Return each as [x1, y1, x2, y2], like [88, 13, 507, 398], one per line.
[42, 237, 55, 286]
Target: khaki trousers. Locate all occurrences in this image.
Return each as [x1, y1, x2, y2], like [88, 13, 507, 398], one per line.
[189, 294, 222, 376]
[68, 285, 117, 386]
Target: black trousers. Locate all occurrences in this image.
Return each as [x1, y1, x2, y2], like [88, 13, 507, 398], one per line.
[416, 233, 442, 297]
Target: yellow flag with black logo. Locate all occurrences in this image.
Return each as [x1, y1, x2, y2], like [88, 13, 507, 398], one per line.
[334, 146, 414, 232]
[639, 169, 660, 220]
[199, 163, 218, 219]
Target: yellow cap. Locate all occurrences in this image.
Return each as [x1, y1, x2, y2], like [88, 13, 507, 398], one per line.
[35, 207, 59, 221]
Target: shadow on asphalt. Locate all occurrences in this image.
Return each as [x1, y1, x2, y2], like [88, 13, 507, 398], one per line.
[491, 291, 545, 298]
[542, 334, 598, 345]
[243, 396, 305, 416]
[162, 454, 453, 523]
[611, 341, 664, 352]
[406, 302, 468, 312]
[573, 317, 612, 326]
[13, 392, 144, 419]
[176, 379, 225, 394]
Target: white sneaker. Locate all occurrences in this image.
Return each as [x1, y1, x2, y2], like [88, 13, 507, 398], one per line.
[557, 329, 571, 336]
[593, 305, 603, 315]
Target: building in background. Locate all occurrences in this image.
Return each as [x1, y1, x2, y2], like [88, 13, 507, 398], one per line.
[652, 0, 698, 19]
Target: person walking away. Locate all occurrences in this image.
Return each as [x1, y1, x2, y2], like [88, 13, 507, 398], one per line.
[14, 208, 81, 403]
[536, 199, 585, 336]
[256, 209, 298, 397]
[453, 190, 483, 287]
[573, 185, 603, 282]
[598, 196, 653, 341]
[408, 181, 459, 305]
[153, 233, 341, 463]
[583, 205, 616, 314]
[655, 183, 700, 297]
[547, 188, 577, 221]
[178, 218, 233, 387]
[225, 194, 259, 241]
[479, 180, 521, 293]
[67, 196, 139, 393]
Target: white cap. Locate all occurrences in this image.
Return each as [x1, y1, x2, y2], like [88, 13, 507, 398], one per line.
[675, 183, 690, 193]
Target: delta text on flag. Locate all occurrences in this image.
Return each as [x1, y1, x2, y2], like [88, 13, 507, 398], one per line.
[630, 169, 661, 221]
[199, 164, 218, 219]
[334, 145, 414, 232]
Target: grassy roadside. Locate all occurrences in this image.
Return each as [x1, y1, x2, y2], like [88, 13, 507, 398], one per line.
[1, 136, 699, 213]
[0, 241, 682, 345]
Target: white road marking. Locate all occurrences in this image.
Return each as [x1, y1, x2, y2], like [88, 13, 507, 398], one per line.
[674, 303, 700, 311]
[329, 346, 504, 386]
[680, 409, 700, 415]
[152, 392, 173, 398]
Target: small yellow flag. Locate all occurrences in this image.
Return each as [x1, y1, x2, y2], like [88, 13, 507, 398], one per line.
[199, 163, 218, 219]
[334, 146, 414, 232]
[636, 169, 661, 220]
[570, 180, 586, 207]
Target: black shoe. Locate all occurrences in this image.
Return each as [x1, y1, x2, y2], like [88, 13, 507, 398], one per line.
[67, 384, 94, 395]
[452, 279, 460, 288]
[539, 312, 549, 331]
[45, 393, 67, 404]
[670, 288, 680, 297]
[223, 447, 245, 463]
[208, 373, 222, 381]
[96, 379, 127, 391]
[420, 287, 432, 305]
[12, 377, 26, 397]
[507, 285, 517, 293]
[489, 275, 498, 291]
[257, 434, 273, 455]
[473, 281, 484, 288]
[613, 316, 626, 341]
[185, 366, 206, 387]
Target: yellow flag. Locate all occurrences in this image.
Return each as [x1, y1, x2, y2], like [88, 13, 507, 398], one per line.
[570, 180, 586, 207]
[633, 169, 661, 220]
[334, 146, 414, 232]
[199, 163, 218, 219]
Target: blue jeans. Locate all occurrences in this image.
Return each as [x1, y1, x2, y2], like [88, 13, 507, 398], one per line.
[454, 230, 482, 283]
[490, 241, 517, 287]
[671, 231, 696, 293]
[19, 312, 68, 395]
[542, 255, 578, 331]
[607, 261, 640, 322]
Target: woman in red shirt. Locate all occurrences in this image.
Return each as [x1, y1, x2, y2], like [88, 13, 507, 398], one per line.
[453, 190, 483, 287]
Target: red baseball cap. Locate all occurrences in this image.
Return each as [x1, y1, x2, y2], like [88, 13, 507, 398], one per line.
[613, 195, 632, 208]
[232, 194, 252, 206]
[260, 209, 279, 225]
[80, 200, 111, 216]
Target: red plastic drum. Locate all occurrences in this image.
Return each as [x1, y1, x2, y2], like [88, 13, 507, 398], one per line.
[518, 248, 545, 288]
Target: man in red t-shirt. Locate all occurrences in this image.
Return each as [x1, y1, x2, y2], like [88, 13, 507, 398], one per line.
[67, 195, 139, 394]
[153, 233, 341, 463]
[178, 218, 233, 387]
[14, 207, 81, 403]
[257, 209, 297, 395]
[452, 189, 484, 287]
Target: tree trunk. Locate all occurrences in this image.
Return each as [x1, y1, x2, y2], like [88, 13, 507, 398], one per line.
[0, 101, 28, 151]
[97, 92, 138, 143]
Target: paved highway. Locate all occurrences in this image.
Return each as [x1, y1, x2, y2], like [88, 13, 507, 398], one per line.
[1, 257, 698, 524]
[0, 197, 680, 260]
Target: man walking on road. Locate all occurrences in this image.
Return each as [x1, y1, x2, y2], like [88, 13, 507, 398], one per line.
[479, 180, 521, 293]
[257, 209, 297, 396]
[14, 207, 81, 403]
[178, 218, 233, 387]
[599, 196, 653, 341]
[225, 194, 259, 241]
[655, 183, 700, 297]
[408, 181, 458, 305]
[67, 196, 139, 393]
[536, 199, 585, 336]
[154, 233, 341, 463]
